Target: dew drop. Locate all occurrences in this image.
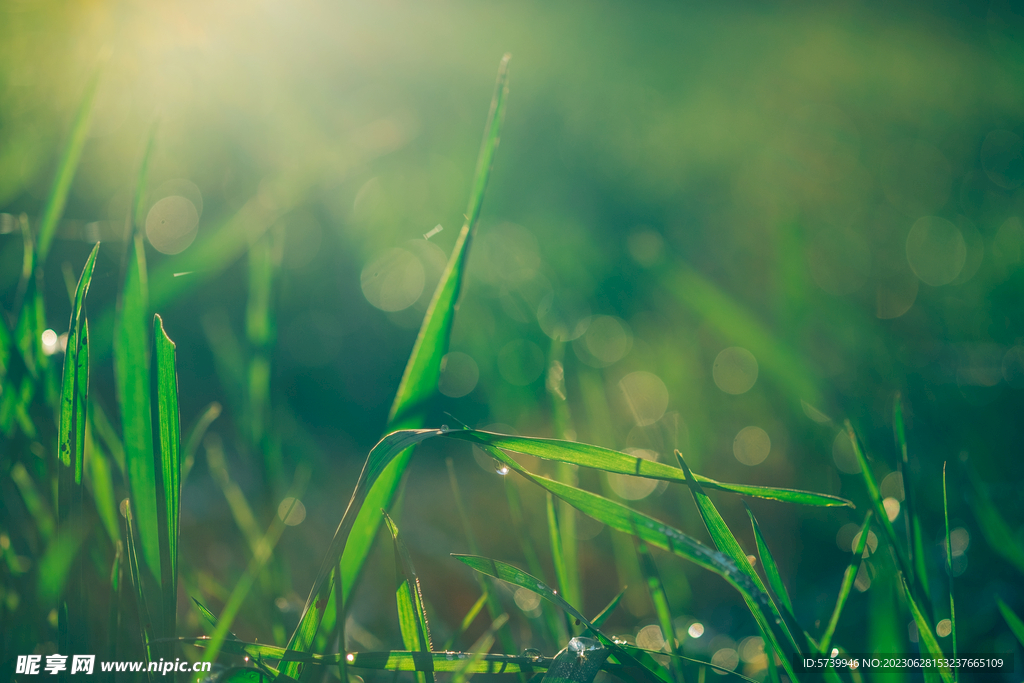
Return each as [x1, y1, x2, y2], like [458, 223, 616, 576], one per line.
[493, 460, 510, 475]
[445, 652, 454, 661]
[441, 425, 449, 433]
[568, 637, 602, 654]
[521, 648, 542, 663]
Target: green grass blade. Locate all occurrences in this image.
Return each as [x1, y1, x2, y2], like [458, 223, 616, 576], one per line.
[942, 463, 956, 682]
[745, 503, 794, 614]
[37, 520, 89, 605]
[108, 541, 123, 661]
[590, 588, 625, 629]
[383, 512, 435, 683]
[617, 645, 761, 683]
[546, 492, 572, 628]
[894, 394, 930, 601]
[11, 462, 55, 541]
[87, 425, 119, 545]
[445, 430, 851, 507]
[90, 399, 126, 476]
[675, 453, 808, 682]
[899, 574, 952, 683]
[818, 511, 873, 655]
[996, 597, 1024, 647]
[36, 73, 98, 262]
[964, 461, 1024, 574]
[541, 639, 609, 683]
[635, 538, 684, 682]
[205, 434, 262, 554]
[181, 401, 221, 486]
[116, 234, 159, 583]
[283, 429, 442, 671]
[124, 501, 155, 667]
[443, 593, 489, 651]
[337, 56, 512, 626]
[153, 314, 181, 652]
[57, 243, 99, 467]
[450, 613, 509, 683]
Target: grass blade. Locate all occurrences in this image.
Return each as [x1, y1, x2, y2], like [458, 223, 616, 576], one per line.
[996, 597, 1024, 647]
[153, 314, 181, 655]
[108, 541, 123, 662]
[899, 574, 953, 683]
[181, 401, 221, 486]
[942, 463, 957, 682]
[818, 511, 872, 655]
[36, 73, 98, 262]
[116, 234, 159, 583]
[674, 451, 808, 682]
[335, 55, 512, 625]
[541, 639, 609, 683]
[382, 511, 435, 683]
[87, 422, 119, 545]
[124, 500, 155, 668]
[450, 613, 510, 683]
[57, 243, 99, 467]
[590, 588, 625, 630]
[894, 394, 930, 602]
[546, 492, 573, 634]
[443, 593, 488, 652]
[283, 429, 442, 671]
[445, 430, 851, 507]
[635, 538, 684, 682]
[745, 503, 793, 615]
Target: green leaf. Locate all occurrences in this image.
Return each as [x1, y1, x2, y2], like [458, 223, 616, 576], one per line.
[36, 73, 99, 262]
[445, 430, 851, 508]
[57, 243, 99, 468]
[894, 393, 930, 602]
[635, 538, 684, 682]
[541, 638, 609, 683]
[124, 500, 155, 666]
[116, 234, 159, 583]
[942, 462, 957, 681]
[590, 587, 625, 629]
[443, 593, 489, 652]
[283, 430, 442, 670]
[181, 401, 221, 485]
[745, 503, 793, 614]
[334, 55, 512, 633]
[87, 426, 120, 545]
[37, 520, 89, 604]
[674, 451, 807, 683]
[383, 511, 435, 683]
[899, 573, 953, 683]
[153, 314, 181, 649]
[996, 597, 1024, 648]
[818, 510, 872, 655]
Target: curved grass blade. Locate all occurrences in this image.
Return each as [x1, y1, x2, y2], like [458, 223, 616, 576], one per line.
[335, 55, 513, 624]
[635, 538, 684, 682]
[894, 394, 930, 602]
[996, 598, 1024, 647]
[283, 430, 442, 673]
[452, 555, 669, 683]
[383, 511, 435, 683]
[942, 463, 957, 682]
[124, 501, 155, 668]
[443, 593, 488, 652]
[541, 638, 609, 683]
[546, 492, 572, 634]
[36, 73, 99, 262]
[57, 243, 99, 467]
[899, 573, 952, 683]
[191, 596, 236, 640]
[182, 401, 221, 486]
[154, 314, 181, 654]
[745, 503, 793, 614]
[818, 511, 872, 655]
[590, 587, 625, 629]
[87, 425, 119, 545]
[450, 613, 510, 683]
[445, 430, 851, 507]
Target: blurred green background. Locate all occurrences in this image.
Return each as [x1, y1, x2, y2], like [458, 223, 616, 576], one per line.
[3, 0, 1024, 679]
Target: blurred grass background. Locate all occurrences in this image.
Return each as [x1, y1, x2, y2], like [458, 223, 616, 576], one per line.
[3, 0, 1024, 679]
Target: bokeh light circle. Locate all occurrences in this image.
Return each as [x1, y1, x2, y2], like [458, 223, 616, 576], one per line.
[146, 196, 199, 254]
[733, 426, 771, 466]
[619, 371, 669, 426]
[906, 216, 966, 286]
[712, 347, 758, 395]
[438, 351, 480, 398]
[360, 248, 425, 312]
[497, 339, 544, 386]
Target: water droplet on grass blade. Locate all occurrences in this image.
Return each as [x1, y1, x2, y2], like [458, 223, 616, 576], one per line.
[493, 460, 510, 475]
[568, 637, 602, 654]
[521, 648, 542, 662]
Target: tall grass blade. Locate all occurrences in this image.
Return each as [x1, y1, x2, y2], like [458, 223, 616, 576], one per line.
[996, 598, 1024, 647]
[546, 492, 573, 634]
[445, 430, 851, 507]
[87, 422, 119, 545]
[57, 242, 99, 467]
[283, 429, 441, 673]
[124, 501, 155, 669]
[744, 503, 793, 614]
[818, 511, 872, 655]
[10, 463, 55, 541]
[383, 511, 435, 683]
[205, 433, 262, 554]
[116, 233, 159, 581]
[590, 588, 625, 629]
[443, 593, 489, 651]
[181, 401, 221, 485]
[36, 73, 98, 262]
[90, 399, 126, 476]
[153, 314, 181, 656]
[675, 451, 809, 682]
[449, 613, 510, 683]
[108, 541, 123, 662]
[635, 538, 684, 682]
[540, 638, 609, 683]
[964, 461, 1024, 574]
[893, 394, 930, 601]
[899, 574, 952, 683]
[942, 463, 957, 682]
[338, 55, 512, 618]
